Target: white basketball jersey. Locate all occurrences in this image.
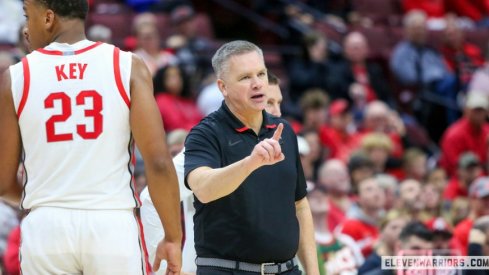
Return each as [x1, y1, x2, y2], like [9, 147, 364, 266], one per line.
[10, 40, 138, 210]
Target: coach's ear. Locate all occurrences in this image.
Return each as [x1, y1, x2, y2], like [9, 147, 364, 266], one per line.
[217, 78, 227, 97]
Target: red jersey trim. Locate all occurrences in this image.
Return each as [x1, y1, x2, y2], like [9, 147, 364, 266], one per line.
[266, 124, 277, 129]
[113, 47, 131, 108]
[36, 41, 103, 55]
[17, 58, 30, 118]
[133, 211, 152, 274]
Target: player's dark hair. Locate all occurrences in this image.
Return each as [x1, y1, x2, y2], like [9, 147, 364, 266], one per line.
[37, 0, 89, 20]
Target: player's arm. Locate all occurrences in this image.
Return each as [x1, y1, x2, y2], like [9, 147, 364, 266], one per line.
[187, 124, 284, 203]
[295, 197, 320, 275]
[129, 55, 182, 271]
[0, 69, 23, 205]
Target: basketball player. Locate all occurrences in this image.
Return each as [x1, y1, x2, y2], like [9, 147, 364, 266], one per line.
[0, 1, 182, 274]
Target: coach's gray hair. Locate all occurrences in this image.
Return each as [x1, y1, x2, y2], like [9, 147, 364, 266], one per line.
[211, 40, 264, 79]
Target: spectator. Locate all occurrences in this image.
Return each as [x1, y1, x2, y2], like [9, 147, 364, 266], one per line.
[153, 64, 203, 132]
[402, 0, 446, 29]
[302, 130, 324, 182]
[391, 10, 450, 88]
[299, 88, 329, 132]
[468, 40, 489, 98]
[396, 221, 433, 256]
[395, 179, 425, 220]
[426, 167, 448, 194]
[358, 210, 408, 274]
[402, 148, 428, 181]
[166, 4, 214, 92]
[360, 101, 405, 158]
[319, 99, 357, 162]
[308, 185, 363, 275]
[425, 217, 456, 255]
[443, 152, 483, 203]
[328, 32, 393, 105]
[390, 10, 453, 142]
[287, 32, 333, 103]
[361, 133, 393, 174]
[453, 177, 489, 255]
[439, 93, 489, 177]
[442, 16, 483, 92]
[339, 177, 386, 257]
[441, 16, 484, 123]
[134, 21, 176, 75]
[376, 173, 399, 211]
[348, 152, 375, 195]
[421, 183, 444, 221]
[317, 159, 352, 232]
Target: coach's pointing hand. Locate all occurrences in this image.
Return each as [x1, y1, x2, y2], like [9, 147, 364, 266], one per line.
[248, 123, 285, 168]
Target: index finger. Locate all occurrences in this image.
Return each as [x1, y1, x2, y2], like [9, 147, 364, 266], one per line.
[272, 123, 284, 141]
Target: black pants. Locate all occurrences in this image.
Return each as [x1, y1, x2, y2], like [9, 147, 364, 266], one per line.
[197, 265, 302, 275]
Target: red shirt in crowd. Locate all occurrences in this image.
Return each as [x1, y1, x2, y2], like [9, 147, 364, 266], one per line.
[352, 65, 377, 103]
[442, 43, 484, 85]
[338, 219, 379, 257]
[326, 199, 347, 233]
[439, 118, 489, 177]
[452, 218, 473, 256]
[446, 0, 489, 21]
[155, 93, 203, 132]
[403, 0, 446, 18]
[319, 126, 358, 162]
[443, 177, 469, 201]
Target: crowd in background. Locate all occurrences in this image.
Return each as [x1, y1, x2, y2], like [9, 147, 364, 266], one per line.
[3, 0, 489, 274]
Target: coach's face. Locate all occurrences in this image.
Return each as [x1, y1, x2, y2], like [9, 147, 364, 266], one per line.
[218, 51, 268, 117]
[23, 0, 54, 51]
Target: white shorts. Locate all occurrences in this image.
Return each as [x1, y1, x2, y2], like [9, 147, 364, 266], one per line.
[20, 207, 151, 275]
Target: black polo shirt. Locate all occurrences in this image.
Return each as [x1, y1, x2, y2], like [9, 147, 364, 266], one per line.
[184, 102, 307, 263]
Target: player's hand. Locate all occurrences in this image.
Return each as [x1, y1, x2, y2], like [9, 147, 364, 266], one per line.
[249, 123, 285, 168]
[153, 238, 182, 275]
